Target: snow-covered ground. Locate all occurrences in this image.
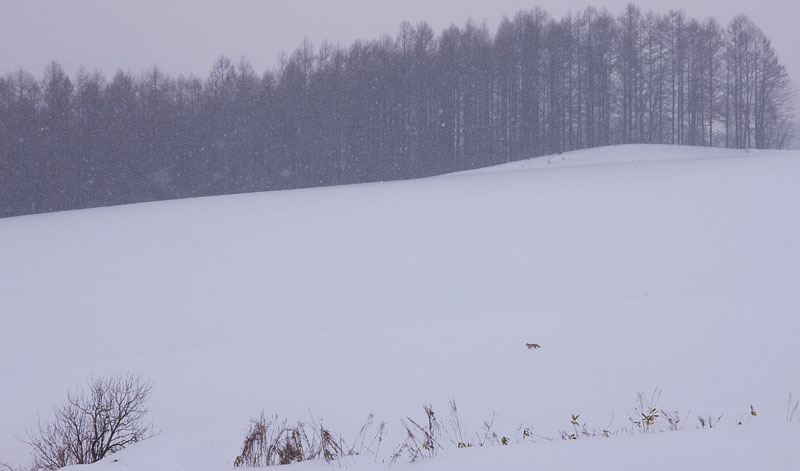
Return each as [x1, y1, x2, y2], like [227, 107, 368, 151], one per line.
[1, 144, 799, 470]
[57, 423, 800, 471]
[454, 143, 787, 174]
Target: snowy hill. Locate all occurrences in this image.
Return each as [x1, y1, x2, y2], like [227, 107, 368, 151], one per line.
[1, 144, 799, 470]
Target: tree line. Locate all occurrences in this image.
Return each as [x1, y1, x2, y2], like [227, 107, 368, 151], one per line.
[0, 4, 794, 218]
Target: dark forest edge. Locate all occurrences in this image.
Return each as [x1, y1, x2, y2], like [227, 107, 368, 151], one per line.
[0, 3, 795, 218]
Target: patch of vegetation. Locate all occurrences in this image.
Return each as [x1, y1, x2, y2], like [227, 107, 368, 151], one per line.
[233, 413, 385, 467]
[25, 374, 154, 471]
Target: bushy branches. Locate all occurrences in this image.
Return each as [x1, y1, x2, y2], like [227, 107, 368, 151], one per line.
[26, 374, 154, 470]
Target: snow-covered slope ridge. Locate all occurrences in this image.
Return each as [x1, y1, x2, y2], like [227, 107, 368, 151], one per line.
[1, 144, 799, 470]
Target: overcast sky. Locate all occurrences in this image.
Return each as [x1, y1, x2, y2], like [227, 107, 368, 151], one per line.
[2, 0, 799, 112]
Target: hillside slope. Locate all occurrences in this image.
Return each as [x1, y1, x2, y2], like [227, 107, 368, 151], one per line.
[1, 145, 799, 469]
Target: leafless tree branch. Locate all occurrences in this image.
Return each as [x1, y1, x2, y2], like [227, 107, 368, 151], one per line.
[26, 373, 154, 470]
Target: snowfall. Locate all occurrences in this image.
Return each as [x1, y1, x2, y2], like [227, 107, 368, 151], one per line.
[1, 144, 799, 470]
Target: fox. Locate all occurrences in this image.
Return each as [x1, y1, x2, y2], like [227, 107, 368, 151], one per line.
[526, 343, 541, 350]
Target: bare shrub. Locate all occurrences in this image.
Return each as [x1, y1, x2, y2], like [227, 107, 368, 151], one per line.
[26, 374, 154, 470]
[234, 413, 385, 467]
[346, 414, 386, 460]
[697, 414, 723, 429]
[659, 409, 685, 432]
[234, 414, 310, 467]
[559, 414, 582, 440]
[629, 390, 662, 433]
[558, 413, 612, 440]
[446, 400, 468, 448]
[391, 404, 444, 463]
[476, 411, 500, 446]
[624, 389, 685, 434]
[513, 424, 534, 442]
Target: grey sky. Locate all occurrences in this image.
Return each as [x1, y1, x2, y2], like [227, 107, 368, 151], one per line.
[2, 0, 799, 118]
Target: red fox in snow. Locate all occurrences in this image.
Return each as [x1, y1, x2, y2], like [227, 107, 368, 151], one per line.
[526, 343, 541, 349]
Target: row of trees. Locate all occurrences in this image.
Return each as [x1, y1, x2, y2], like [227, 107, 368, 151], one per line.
[0, 4, 795, 217]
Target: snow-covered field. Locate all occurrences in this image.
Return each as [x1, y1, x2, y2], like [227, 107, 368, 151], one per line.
[1, 144, 799, 470]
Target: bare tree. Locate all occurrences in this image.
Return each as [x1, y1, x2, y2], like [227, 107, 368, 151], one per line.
[27, 374, 154, 470]
[0, 4, 795, 219]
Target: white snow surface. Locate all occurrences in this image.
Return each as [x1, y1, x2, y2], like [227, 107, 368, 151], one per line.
[1, 144, 799, 470]
[56, 424, 800, 471]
